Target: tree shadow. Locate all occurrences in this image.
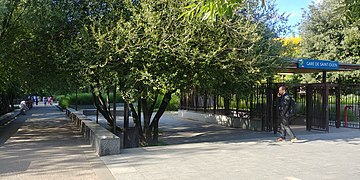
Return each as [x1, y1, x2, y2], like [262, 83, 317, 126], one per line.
[0, 106, 107, 178]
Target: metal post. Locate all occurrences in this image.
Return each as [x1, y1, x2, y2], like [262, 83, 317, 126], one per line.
[324, 84, 329, 132]
[335, 86, 341, 128]
[272, 87, 279, 134]
[113, 84, 116, 133]
[306, 85, 313, 131]
[266, 78, 273, 132]
[321, 71, 329, 132]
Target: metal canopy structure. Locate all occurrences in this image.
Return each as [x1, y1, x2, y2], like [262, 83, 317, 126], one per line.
[276, 59, 360, 74]
[266, 59, 360, 133]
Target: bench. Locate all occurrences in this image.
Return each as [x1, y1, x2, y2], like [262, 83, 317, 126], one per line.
[0, 110, 21, 126]
[66, 108, 121, 156]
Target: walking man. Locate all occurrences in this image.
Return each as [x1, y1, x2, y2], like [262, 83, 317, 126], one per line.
[277, 86, 297, 143]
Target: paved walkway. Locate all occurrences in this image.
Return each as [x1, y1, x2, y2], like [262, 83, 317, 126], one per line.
[89, 112, 326, 145]
[102, 127, 360, 180]
[2, 106, 360, 179]
[0, 105, 114, 180]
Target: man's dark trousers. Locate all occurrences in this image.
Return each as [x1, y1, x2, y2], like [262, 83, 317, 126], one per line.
[279, 114, 295, 139]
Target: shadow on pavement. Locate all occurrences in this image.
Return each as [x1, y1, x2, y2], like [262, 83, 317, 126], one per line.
[0, 105, 105, 179]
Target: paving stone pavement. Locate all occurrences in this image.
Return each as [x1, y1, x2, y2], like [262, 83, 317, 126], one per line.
[3, 105, 359, 180]
[101, 113, 360, 180]
[0, 105, 114, 180]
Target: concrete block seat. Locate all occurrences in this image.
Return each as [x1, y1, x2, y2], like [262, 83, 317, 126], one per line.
[0, 110, 21, 126]
[66, 108, 120, 156]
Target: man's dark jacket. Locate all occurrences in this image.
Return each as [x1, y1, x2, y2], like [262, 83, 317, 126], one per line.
[280, 93, 291, 117]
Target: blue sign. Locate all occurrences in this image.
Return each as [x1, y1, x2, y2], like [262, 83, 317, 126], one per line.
[298, 59, 339, 70]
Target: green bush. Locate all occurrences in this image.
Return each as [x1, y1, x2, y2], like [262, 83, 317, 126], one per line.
[58, 92, 178, 111]
[57, 93, 124, 108]
[167, 93, 180, 111]
[59, 96, 70, 109]
[68, 93, 94, 105]
[154, 93, 180, 111]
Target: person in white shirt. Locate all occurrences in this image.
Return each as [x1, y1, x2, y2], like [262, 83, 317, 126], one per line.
[19, 99, 29, 115]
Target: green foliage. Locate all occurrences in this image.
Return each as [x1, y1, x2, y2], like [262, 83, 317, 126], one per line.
[155, 93, 180, 111]
[338, 0, 360, 25]
[58, 93, 124, 108]
[59, 96, 71, 109]
[0, 0, 289, 144]
[299, 0, 360, 83]
[180, 0, 266, 22]
[68, 93, 94, 106]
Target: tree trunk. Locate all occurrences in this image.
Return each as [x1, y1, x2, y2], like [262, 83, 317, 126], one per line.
[195, 90, 198, 111]
[129, 102, 145, 143]
[91, 85, 115, 127]
[236, 95, 240, 117]
[150, 91, 174, 144]
[106, 88, 111, 114]
[137, 99, 142, 135]
[224, 97, 230, 115]
[142, 94, 157, 144]
[204, 90, 208, 112]
[180, 91, 184, 109]
[113, 85, 117, 133]
[124, 101, 129, 129]
[142, 98, 152, 143]
[249, 93, 253, 119]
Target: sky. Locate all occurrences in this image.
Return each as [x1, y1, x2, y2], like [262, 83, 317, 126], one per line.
[275, 0, 322, 36]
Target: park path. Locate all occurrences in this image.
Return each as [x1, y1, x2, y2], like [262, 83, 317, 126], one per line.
[102, 127, 360, 180]
[0, 105, 114, 180]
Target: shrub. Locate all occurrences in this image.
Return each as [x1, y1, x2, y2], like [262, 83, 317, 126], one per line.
[154, 92, 180, 111]
[59, 96, 70, 109]
[68, 93, 94, 105]
[57, 93, 125, 108]
[167, 93, 180, 111]
[57, 92, 179, 111]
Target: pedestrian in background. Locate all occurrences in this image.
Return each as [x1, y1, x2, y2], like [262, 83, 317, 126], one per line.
[35, 96, 39, 105]
[43, 96, 47, 106]
[19, 99, 29, 115]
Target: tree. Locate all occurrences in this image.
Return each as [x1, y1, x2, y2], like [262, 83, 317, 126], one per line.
[185, 0, 286, 114]
[0, 0, 288, 146]
[279, 37, 302, 58]
[299, 0, 360, 83]
[181, 0, 266, 21]
[339, 0, 360, 25]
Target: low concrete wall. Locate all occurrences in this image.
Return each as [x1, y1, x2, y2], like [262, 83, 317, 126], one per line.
[178, 110, 262, 131]
[66, 108, 121, 156]
[0, 110, 21, 126]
